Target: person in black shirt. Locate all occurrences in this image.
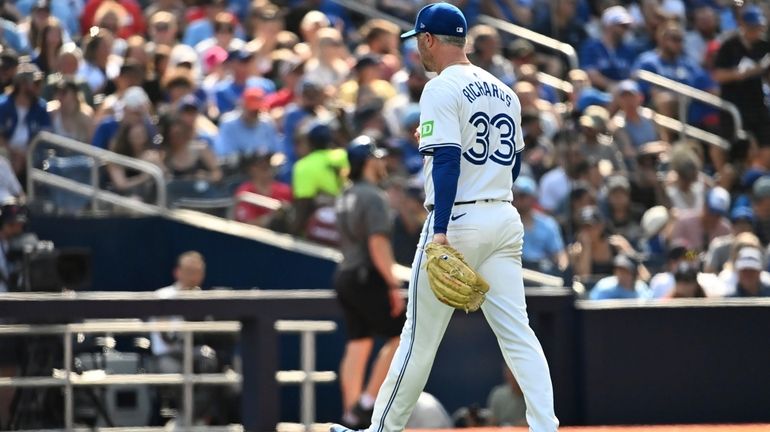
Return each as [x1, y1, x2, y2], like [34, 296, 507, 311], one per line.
[713, 6, 770, 155]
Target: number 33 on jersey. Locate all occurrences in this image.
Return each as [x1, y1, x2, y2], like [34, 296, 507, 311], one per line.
[418, 65, 524, 206]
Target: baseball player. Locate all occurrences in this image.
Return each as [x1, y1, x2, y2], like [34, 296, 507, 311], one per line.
[331, 3, 559, 431]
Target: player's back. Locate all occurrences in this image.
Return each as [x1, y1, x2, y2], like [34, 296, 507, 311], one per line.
[418, 64, 523, 206]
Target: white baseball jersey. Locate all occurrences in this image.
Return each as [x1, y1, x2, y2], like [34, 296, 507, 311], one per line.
[418, 64, 524, 207]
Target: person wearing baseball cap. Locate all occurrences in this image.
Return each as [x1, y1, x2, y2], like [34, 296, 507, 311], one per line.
[0, 61, 51, 174]
[732, 246, 770, 297]
[513, 177, 568, 276]
[214, 87, 281, 165]
[589, 253, 650, 300]
[703, 206, 757, 274]
[578, 5, 636, 90]
[713, 5, 770, 148]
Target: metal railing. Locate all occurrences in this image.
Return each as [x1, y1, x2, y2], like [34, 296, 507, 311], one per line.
[635, 69, 746, 141]
[27, 131, 167, 212]
[0, 320, 239, 430]
[228, 191, 283, 219]
[477, 15, 579, 71]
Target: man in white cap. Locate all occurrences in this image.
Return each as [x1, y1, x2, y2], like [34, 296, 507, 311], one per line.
[732, 247, 770, 297]
[579, 5, 637, 91]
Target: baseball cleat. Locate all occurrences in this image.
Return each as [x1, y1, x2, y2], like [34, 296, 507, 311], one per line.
[329, 424, 363, 432]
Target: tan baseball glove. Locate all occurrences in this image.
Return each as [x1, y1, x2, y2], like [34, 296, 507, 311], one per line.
[424, 243, 490, 312]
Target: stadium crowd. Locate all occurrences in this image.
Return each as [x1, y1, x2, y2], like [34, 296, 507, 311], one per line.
[1, 0, 770, 305]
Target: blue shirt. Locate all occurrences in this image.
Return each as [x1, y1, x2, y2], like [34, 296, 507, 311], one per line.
[214, 77, 276, 116]
[214, 111, 281, 159]
[0, 19, 30, 54]
[579, 38, 636, 82]
[589, 276, 650, 300]
[0, 94, 51, 142]
[633, 50, 718, 123]
[522, 211, 565, 263]
[182, 19, 246, 47]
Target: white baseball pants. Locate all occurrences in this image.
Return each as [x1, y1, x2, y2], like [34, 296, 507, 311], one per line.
[367, 201, 559, 432]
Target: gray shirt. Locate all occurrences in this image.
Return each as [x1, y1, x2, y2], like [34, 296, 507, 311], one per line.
[335, 181, 392, 271]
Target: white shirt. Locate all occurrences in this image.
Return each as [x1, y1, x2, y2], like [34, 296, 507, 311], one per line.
[150, 284, 186, 356]
[418, 64, 522, 207]
[9, 106, 30, 150]
[538, 167, 570, 212]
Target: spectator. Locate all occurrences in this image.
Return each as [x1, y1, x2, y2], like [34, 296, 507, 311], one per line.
[195, 12, 245, 60]
[0, 153, 23, 205]
[486, 366, 526, 426]
[76, 27, 116, 95]
[386, 108, 422, 176]
[514, 81, 560, 141]
[182, 0, 229, 48]
[163, 117, 222, 182]
[467, 25, 515, 86]
[291, 123, 348, 236]
[247, 4, 286, 68]
[633, 20, 718, 127]
[630, 140, 671, 209]
[752, 176, 770, 245]
[650, 242, 697, 298]
[213, 48, 275, 117]
[0, 18, 29, 55]
[0, 202, 29, 293]
[263, 55, 304, 110]
[107, 122, 164, 199]
[520, 108, 555, 180]
[639, 205, 671, 268]
[578, 105, 627, 175]
[32, 17, 65, 77]
[339, 55, 396, 110]
[147, 11, 178, 47]
[281, 78, 330, 172]
[233, 153, 292, 228]
[579, 5, 637, 91]
[532, 0, 587, 60]
[49, 78, 94, 143]
[214, 88, 281, 165]
[385, 63, 428, 135]
[730, 247, 770, 297]
[704, 206, 756, 274]
[611, 80, 659, 161]
[81, 0, 145, 40]
[0, 49, 20, 90]
[304, 27, 350, 89]
[538, 140, 584, 214]
[19, 0, 68, 54]
[665, 144, 708, 212]
[685, 5, 720, 66]
[713, 5, 770, 149]
[668, 261, 707, 298]
[569, 205, 617, 281]
[589, 254, 650, 300]
[669, 186, 732, 252]
[42, 43, 93, 106]
[514, 177, 568, 276]
[91, 86, 156, 150]
[602, 175, 644, 244]
[0, 62, 51, 176]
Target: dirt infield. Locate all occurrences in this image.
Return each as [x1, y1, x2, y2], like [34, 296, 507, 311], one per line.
[412, 426, 770, 432]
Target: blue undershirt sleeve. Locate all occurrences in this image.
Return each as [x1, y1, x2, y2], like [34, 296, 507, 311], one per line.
[511, 150, 522, 183]
[432, 145, 461, 235]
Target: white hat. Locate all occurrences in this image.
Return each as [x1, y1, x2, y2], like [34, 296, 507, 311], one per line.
[121, 86, 150, 109]
[602, 5, 633, 27]
[706, 186, 731, 216]
[641, 205, 669, 237]
[735, 247, 763, 271]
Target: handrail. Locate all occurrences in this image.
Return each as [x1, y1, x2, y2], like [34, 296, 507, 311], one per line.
[477, 15, 579, 71]
[635, 70, 746, 140]
[647, 109, 731, 150]
[229, 191, 283, 219]
[27, 131, 168, 210]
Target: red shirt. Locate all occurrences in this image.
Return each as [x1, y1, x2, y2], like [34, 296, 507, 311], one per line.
[234, 181, 292, 222]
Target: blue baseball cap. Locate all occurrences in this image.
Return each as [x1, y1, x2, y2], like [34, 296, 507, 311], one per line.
[742, 6, 767, 27]
[731, 206, 754, 223]
[400, 3, 468, 39]
[347, 135, 387, 167]
[513, 176, 537, 196]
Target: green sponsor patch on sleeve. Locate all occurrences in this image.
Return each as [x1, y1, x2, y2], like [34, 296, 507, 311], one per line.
[420, 120, 434, 137]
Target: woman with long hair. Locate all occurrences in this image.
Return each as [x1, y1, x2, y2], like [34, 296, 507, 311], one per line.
[107, 122, 165, 199]
[162, 117, 222, 182]
[49, 79, 95, 143]
[34, 17, 65, 76]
